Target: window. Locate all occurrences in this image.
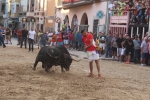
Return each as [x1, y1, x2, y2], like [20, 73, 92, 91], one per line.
[93, 19, 99, 33]
[57, 0, 62, 6]
[58, 23, 60, 29]
[16, 5, 19, 12]
[1, 3, 5, 13]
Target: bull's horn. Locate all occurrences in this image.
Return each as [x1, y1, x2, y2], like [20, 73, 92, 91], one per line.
[71, 56, 81, 62]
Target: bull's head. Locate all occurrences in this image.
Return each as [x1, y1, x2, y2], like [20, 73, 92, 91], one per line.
[63, 54, 81, 71]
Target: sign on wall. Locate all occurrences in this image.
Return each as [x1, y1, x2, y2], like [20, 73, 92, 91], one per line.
[96, 11, 104, 19]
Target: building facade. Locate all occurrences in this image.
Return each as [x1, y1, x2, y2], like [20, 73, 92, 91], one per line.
[0, 0, 5, 25]
[3, 0, 55, 31]
[55, 0, 107, 34]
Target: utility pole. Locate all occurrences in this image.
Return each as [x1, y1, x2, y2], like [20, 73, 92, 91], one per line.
[105, 0, 109, 35]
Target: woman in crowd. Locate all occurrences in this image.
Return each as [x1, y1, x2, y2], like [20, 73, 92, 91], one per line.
[39, 31, 48, 49]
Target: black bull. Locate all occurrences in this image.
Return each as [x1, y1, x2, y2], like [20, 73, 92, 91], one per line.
[33, 45, 80, 72]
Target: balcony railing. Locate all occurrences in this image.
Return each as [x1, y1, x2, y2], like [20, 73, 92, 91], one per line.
[62, 0, 95, 9]
[109, 11, 129, 35]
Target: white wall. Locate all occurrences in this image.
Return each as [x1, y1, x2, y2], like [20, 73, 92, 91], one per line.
[55, 2, 107, 32]
[21, 0, 28, 12]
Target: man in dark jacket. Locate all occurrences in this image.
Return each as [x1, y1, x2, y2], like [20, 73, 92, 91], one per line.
[20, 27, 28, 48]
[0, 29, 6, 48]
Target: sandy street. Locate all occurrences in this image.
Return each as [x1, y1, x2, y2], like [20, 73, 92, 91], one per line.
[0, 46, 150, 100]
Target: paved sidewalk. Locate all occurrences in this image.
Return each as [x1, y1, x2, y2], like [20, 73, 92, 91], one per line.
[7, 37, 116, 60]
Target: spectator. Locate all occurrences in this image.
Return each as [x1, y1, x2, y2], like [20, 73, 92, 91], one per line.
[138, 3, 146, 24]
[20, 27, 28, 48]
[68, 30, 74, 50]
[141, 37, 148, 66]
[147, 36, 150, 65]
[111, 34, 118, 59]
[108, 0, 115, 17]
[118, 0, 126, 8]
[74, 31, 79, 50]
[135, 1, 142, 23]
[47, 30, 53, 45]
[73, 17, 78, 29]
[105, 31, 113, 58]
[145, 3, 149, 24]
[28, 28, 36, 52]
[57, 32, 63, 45]
[50, 32, 57, 46]
[0, 27, 3, 47]
[77, 32, 83, 51]
[133, 35, 141, 64]
[63, 31, 69, 48]
[2, 27, 5, 41]
[6, 27, 12, 44]
[39, 31, 48, 49]
[116, 34, 124, 62]
[66, 26, 71, 33]
[17, 29, 22, 45]
[124, 36, 134, 64]
[37, 30, 42, 49]
[0, 30, 6, 48]
[13, 29, 17, 38]
[62, 22, 66, 30]
[121, 34, 128, 62]
[98, 32, 106, 56]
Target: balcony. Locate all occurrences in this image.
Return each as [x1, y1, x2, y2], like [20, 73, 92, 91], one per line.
[10, 13, 19, 18]
[34, 12, 45, 17]
[62, 0, 99, 9]
[26, 12, 34, 17]
[109, 11, 129, 35]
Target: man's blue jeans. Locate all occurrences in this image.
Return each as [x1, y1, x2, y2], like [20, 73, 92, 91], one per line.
[106, 46, 112, 58]
[134, 49, 140, 63]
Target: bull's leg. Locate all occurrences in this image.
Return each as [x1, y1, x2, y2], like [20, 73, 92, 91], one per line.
[61, 66, 65, 73]
[42, 63, 46, 69]
[33, 59, 39, 71]
[45, 64, 52, 73]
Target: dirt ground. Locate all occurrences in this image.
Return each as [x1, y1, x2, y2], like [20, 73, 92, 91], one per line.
[0, 46, 150, 100]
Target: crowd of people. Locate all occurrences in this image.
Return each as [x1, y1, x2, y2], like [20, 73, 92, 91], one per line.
[108, 0, 150, 25]
[1, 24, 150, 66]
[96, 31, 150, 66]
[0, 25, 86, 51]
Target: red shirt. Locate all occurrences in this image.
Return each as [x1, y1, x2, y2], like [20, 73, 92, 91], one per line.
[82, 33, 96, 51]
[17, 30, 22, 36]
[58, 33, 63, 42]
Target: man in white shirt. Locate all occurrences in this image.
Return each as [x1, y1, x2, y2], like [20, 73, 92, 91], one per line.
[108, 0, 115, 17]
[28, 28, 36, 52]
[47, 30, 53, 45]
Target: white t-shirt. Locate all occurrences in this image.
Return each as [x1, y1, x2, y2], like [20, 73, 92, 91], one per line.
[108, 4, 115, 13]
[56, 31, 60, 35]
[47, 32, 53, 40]
[29, 30, 36, 39]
